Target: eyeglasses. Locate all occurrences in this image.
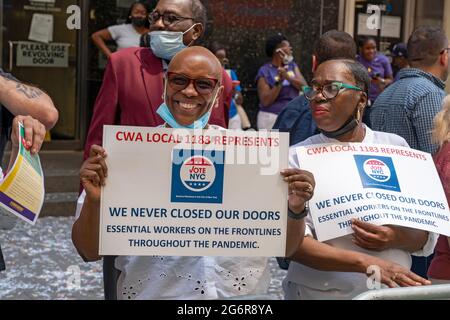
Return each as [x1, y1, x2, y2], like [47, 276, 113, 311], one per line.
[440, 47, 450, 54]
[149, 11, 194, 26]
[303, 82, 363, 101]
[167, 72, 219, 95]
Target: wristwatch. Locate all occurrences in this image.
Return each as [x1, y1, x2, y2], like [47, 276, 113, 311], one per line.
[288, 204, 309, 220]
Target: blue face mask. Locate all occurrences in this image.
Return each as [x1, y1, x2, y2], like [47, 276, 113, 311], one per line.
[150, 24, 197, 61]
[157, 84, 219, 129]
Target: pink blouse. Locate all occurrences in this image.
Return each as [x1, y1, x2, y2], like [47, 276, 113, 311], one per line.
[428, 142, 450, 280]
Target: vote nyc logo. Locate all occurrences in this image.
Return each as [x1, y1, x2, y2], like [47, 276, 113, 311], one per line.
[171, 149, 225, 204]
[354, 155, 401, 192]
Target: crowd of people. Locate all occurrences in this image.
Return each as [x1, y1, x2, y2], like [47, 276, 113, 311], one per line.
[0, 0, 449, 301]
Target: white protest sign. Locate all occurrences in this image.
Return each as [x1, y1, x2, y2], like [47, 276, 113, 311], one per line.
[100, 126, 289, 257]
[296, 143, 450, 242]
[16, 41, 69, 68]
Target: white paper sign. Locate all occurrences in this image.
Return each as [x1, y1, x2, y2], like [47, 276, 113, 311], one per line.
[16, 41, 69, 68]
[100, 126, 289, 257]
[381, 16, 402, 38]
[296, 143, 450, 242]
[28, 13, 53, 43]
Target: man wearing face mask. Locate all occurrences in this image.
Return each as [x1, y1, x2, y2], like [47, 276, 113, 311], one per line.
[91, 1, 150, 59]
[85, 0, 233, 161]
[256, 34, 307, 130]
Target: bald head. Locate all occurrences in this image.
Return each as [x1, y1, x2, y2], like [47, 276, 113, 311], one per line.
[169, 46, 223, 82]
[165, 46, 225, 127]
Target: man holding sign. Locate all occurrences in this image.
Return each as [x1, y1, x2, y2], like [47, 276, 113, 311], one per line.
[283, 59, 438, 300]
[73, 47, 314, 300]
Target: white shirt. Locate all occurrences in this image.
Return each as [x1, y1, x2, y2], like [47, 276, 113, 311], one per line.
[283, 126, 438, 300]
[76, 126, 271, 300]
[107, 24, 141, 50]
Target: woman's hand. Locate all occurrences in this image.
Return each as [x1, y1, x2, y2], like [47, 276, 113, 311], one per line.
[80, 145, 108, 203]
[364, 256, 431, 288]
[351, 219, 398, 251]
[281, 169, 315, 213]
[277, 67, 289, 82]
[11, 115, 46, 155]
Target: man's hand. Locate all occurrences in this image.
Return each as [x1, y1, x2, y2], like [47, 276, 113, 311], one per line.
[11, 115, 46, 155]
[281, 169, 315, 214]
[80, 145, 108, 203]
[351, 219, 399, 251]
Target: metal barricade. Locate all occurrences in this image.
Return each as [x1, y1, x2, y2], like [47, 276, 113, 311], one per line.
[353, 284, 450, 300]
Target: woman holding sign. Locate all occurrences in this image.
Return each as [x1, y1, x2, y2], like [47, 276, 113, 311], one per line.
[428, 95, 450, 284]
[73, 47, 314, 300]
[283, 59, 437, 300]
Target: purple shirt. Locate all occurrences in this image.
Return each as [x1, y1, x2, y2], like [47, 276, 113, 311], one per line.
[256, 62, 300, 115]
[357, 54, 393, 103]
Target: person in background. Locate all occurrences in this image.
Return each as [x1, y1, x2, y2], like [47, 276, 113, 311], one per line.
[357, 37, 393, 126]
[371, 26, 449, 280]
[256, 34, 307, 130]
[427, 95, 450, 285]
[212, 42, 251, 130]
[73, 47, 313, 300]
[283, 59, 436, 300]
[391, 42, 409, 82]
[91, 1, 150, 59]
[273, 30, 357, 147]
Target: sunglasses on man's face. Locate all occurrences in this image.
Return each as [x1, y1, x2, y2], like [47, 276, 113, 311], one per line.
[149, 11, 193, 26]
[167, 72, 219, 95]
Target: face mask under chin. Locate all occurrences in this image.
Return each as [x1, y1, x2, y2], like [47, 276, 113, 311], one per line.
[157, 83, 219, 129]
[320, 105, 362, 139]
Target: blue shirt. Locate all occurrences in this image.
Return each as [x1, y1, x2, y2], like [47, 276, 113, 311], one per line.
[272, 95, 319, 146]
[370, 68, 446, 154]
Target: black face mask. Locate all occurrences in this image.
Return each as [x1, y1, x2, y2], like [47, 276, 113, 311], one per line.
[319, 101, 362, 139]
[320, 116, 359, 139]
[131, 17, 147, 28]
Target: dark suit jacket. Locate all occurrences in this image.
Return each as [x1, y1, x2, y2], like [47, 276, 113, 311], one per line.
[84, 48, 232, 159]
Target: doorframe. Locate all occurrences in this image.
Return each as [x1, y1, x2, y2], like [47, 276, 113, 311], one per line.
[0, 0, 3, 67]
[444, 1, 450, 94]
[403, 0, 416, 43]
[76, 0, 90, 149]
